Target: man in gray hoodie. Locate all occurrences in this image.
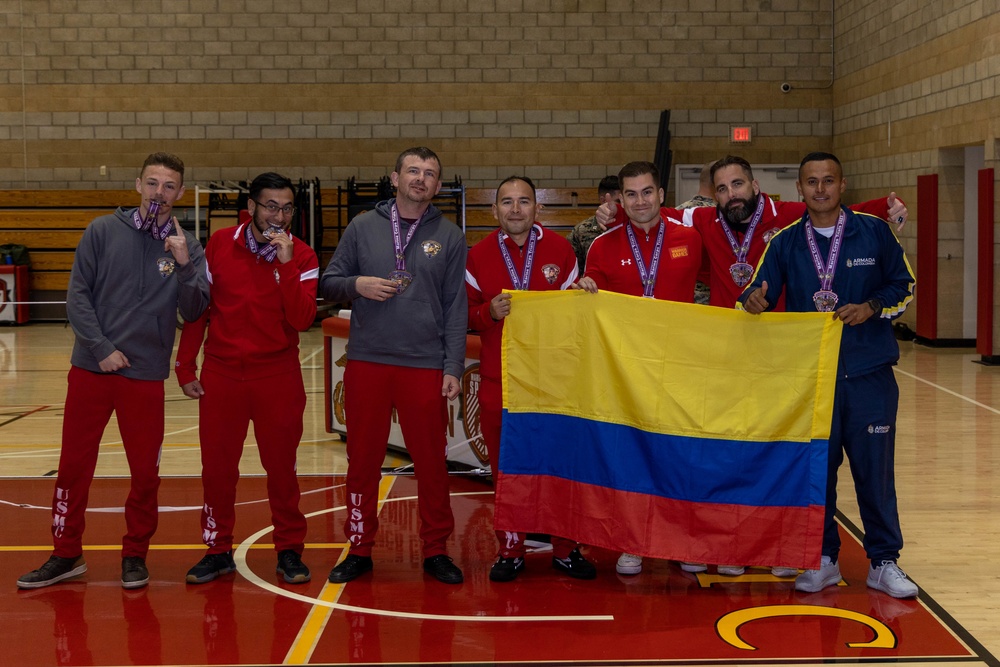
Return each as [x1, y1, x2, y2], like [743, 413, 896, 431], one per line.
[321, 146, 467, 585]
[17, 152, 209, 591]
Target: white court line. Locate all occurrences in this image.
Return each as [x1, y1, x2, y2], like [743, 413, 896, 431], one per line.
[894, 367, 1000, 416]
[233, 490, 615, 624]
[300, 345, 324, 364]
[0, 424, 202, 460]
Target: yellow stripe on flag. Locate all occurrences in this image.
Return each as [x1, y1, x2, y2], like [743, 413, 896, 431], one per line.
[501, 290, 842, 443]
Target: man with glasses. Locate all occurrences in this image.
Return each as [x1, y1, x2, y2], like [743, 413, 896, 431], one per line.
[175, 172, 319, 585]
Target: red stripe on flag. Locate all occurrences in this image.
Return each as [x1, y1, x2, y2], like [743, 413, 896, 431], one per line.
[495, 473, 825, 569]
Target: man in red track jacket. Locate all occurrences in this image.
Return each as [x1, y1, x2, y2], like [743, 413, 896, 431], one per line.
[466, 176, 596, 583]
[175, 172, 319, 586]
[576, 160, 702, 300]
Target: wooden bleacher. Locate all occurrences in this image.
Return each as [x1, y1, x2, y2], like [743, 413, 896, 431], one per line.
[0, 190, 206, 295]
[1, 186, 598, 318]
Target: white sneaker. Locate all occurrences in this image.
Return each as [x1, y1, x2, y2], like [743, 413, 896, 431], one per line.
[616, 553, 642, 575]
[770, 566, 800, 577]
[867, 560, 918, 598]
[679, 561, 707, 573]
[717, 565, 745, 576]
[795, 556, 841, 592]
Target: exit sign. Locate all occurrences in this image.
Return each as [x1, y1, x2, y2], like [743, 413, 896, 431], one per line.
[730, 126, 753, 143]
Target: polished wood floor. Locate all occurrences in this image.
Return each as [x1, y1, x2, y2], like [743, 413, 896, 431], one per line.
[1, 322, 999, 666]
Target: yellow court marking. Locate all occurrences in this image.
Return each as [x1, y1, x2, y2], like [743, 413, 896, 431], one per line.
[717, 604, 897, 650]
[284, 474, 396, 665]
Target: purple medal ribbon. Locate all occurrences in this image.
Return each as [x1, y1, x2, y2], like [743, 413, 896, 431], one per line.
[245, 223, 280, 263]
[388, 202, 427, 293]
[498, 227, 538, 291]
[624, 218, 665, 298]
[719, 195, 765, 286]
[804, 209, 847, 312]
[132, 202, 173, 240]
[390, 202, 426, 270]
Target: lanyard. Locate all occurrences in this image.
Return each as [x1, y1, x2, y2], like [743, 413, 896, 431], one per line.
[719, 196, 765, 286]
[244, 223, 280, 263]
[624, 219, 665, 298]
[498, 227, 538, 291]
[390, 202, 426, 272]
[804, 209, 847, 312]
[132, 202, 173, 240]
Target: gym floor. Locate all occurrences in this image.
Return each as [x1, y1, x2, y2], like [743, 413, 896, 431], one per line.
[1, 323, 998, 666]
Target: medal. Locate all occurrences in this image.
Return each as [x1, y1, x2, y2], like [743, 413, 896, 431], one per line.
[729, 262, 754, 287]
[244, 223, 278, 263]
[144, 201, 160, 226]
[388, 269, 413, 294]
[133, 201, 172, 240]
[389, 203, 426, 293]
[804, 209, 847, 313]
[720, 196, 765, 286]
[262, 225, 285, 240]
[812, 290, 839, 312]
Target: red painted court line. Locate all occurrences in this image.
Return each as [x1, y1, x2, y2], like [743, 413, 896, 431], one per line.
[0, 475, 996, 667]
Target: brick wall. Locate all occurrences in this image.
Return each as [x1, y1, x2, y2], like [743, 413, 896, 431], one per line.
[0, 0, 836, 196]
[833, 0, 999, 339]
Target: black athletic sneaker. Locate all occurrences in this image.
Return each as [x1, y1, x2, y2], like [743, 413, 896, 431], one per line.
[17, 555, 87, 590]
[186, 551, 236, 584]
[489, 556, 525, 582]
[552, 549, 597, 579]
[276, 549, 311, 584]
[121, 557, 149, 589]
[328, 554, 373, 583]
[423, 554, 463, 584]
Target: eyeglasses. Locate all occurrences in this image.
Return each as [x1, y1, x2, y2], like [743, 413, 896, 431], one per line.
[252, 200, 296, 216]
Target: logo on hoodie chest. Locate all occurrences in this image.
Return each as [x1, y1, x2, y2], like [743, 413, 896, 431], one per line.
[157, 257, 176, 277]
[422, 240, 442, 258]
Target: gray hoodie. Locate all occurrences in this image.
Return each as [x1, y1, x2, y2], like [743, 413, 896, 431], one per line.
[67, 207, 209, 381]
[321, 199, 467, 378]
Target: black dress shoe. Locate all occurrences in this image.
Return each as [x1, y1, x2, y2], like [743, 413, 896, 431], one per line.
[423, 554, 463, 584]
[489, 556, 525, 582]
[552, 548, 597, 580]
[328, 555, 373, 583]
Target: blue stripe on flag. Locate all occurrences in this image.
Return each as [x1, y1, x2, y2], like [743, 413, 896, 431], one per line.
[500, 410, 827, 508]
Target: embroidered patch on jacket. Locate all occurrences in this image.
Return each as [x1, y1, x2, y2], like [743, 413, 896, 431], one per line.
[669, 246, 689, 259]
[422, 240, 442, 258]
[157, 257, 176, 277]
[541, 264, 560, 284]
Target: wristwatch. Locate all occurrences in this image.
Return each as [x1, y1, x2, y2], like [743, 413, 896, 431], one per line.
[867, 298, 882, 315]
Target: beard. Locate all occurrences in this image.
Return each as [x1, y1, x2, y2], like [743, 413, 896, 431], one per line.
[723, 192, 759, 224]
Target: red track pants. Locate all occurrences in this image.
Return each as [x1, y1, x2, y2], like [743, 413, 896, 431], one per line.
[52, 366, 164, 559]
[343, 360, 454, 558]
[197, 366, 307, 554]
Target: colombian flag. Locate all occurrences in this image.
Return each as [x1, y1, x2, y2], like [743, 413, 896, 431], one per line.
[494, 290, 842, 569]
